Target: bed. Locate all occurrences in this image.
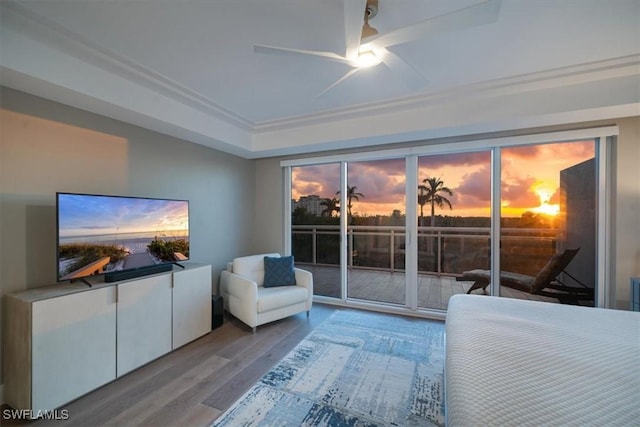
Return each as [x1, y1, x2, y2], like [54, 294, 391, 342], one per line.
[445, 294, 640, 426]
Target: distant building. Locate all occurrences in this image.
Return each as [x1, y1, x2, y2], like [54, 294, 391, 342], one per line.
[294, 195, 328, 216]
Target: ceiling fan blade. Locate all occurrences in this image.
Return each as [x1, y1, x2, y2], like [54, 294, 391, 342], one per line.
[254, 45, 350, 64]
[344, 0, 367, 61]
[372, 47, 428, 90]
[318, 68, 361, 97]
[368, 0, 501, 48]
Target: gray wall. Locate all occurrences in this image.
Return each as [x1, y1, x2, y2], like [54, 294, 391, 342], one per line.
[254, 117, 640, 310]
[614, 117, 640, 309]
[0, 87, 256, 386]
[253, 157, 285, 254]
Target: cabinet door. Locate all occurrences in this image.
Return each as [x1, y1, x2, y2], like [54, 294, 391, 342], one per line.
[117, 274, 172, 376]
[32, 287, 116, 412]
[172, 265, 212, 349]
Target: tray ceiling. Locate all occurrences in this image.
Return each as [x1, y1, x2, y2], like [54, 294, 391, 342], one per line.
[1, 0, 639, 158]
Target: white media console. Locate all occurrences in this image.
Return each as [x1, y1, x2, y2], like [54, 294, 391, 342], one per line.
[4, 263, 212, 413]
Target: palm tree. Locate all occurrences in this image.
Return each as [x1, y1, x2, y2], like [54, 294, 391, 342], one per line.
[419, 177, 454, 227]
[336, 186, 365, 220]
[418, 186, 429, 226]
[320, 197, 340, 217]
[419, 177, 453, 270]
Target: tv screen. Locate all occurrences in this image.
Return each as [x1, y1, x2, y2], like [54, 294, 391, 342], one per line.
[57, 192, 189, 281]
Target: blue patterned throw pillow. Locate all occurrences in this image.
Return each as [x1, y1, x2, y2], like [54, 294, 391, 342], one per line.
[263, 256, 296, 287]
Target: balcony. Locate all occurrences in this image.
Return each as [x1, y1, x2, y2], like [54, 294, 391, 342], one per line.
[293, 224, 563, 311]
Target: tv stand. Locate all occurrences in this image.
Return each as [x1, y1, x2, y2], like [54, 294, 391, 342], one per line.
[173, 262, 186, 269]
[70, 277, 92, 287]
[4, 263, 212, 415]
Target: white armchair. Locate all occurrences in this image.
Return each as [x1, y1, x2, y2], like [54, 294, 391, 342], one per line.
[219, 253, 313, 333]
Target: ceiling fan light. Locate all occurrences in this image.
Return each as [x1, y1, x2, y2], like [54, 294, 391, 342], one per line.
[356, 50, 381, 68]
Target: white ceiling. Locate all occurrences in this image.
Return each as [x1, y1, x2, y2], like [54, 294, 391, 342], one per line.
[1, 0, 639, 158]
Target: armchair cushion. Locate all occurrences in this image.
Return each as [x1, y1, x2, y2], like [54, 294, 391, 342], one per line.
[263, 255, 296, 287]
[258, 286, 308, 313]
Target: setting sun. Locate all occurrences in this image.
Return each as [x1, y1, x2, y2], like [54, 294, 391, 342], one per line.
[532, 187, 560, 216]
[533, 202, 560, 216]
[534, 188, 553, 204]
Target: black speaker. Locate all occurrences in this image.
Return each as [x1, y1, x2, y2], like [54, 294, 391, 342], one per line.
[104, 263, 173, 282]
[212, 295, 224, 329]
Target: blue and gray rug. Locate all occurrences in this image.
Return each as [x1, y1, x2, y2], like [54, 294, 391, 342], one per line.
[213, 310, 445, 426]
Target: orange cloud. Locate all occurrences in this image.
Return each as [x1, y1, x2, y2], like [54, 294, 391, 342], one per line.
[291, 140, 595, 218]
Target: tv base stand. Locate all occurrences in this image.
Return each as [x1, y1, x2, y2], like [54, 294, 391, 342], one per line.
[70, 277, 93, 287]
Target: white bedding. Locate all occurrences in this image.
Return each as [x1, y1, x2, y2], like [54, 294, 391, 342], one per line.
[445, 294, 640, 427]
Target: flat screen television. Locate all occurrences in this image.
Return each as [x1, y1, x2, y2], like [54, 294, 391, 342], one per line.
[57, 192, 189, 282]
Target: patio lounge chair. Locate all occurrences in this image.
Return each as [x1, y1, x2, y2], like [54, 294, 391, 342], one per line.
[456, 248, 594, 304]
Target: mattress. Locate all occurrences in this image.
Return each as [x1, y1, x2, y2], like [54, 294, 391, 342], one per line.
[445, 294, 640, 426]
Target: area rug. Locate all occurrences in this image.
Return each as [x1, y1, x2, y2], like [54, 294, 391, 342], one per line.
[212, 309, 445, 426]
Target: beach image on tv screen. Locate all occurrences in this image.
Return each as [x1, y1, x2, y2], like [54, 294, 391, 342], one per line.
[57, 194, 189, 280]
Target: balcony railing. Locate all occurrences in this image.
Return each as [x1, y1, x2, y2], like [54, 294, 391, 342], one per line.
[292, 225, 560, 277]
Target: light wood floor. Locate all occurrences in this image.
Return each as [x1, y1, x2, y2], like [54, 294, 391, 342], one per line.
[1, 273, 566, 426]
[1, 304, 345, 427]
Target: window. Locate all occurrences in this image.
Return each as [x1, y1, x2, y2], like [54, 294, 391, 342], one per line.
[417, 151, 491, 310]
[283, 127, 615, 313]
[290, 163, 341, 298]
[500, 141, 596, 305]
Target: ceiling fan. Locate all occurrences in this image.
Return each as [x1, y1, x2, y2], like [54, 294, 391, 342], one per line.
[254, 0, 502, 96]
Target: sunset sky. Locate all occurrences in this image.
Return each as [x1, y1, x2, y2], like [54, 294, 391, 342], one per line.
[292, 140, 595, 218]
[58, 194, 189, 237]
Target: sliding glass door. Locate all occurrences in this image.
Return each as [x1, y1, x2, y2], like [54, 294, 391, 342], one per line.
[290, 163, 341, 298]
[285, 128, 613, 312]
[417, 151, 491, 310]
[499, 140, 596, 306]
[346, 159, 406, 306]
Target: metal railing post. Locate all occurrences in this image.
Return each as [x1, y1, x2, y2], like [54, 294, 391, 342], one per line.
[349, 229, 354, 267]
[437, 230, 442, 274]
[390, 230, 395, 272]
[312, 227, 317, 265]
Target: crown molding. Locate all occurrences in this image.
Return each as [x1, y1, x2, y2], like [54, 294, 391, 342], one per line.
[2, 1, 638, 160]
[253, 54, 640, 132]
[1, 1, 253, 131]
